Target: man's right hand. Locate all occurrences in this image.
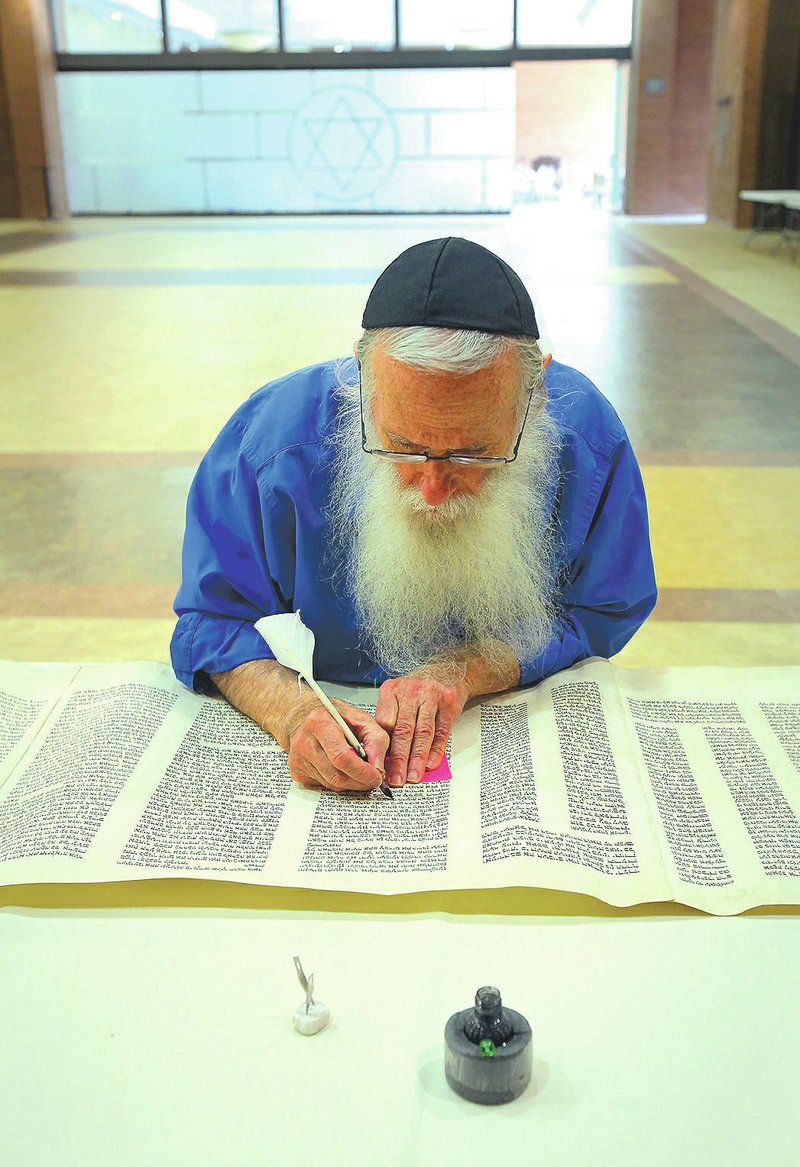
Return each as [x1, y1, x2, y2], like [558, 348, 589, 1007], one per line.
[210, 660, 389, 793]
[286, 699, 389, 793]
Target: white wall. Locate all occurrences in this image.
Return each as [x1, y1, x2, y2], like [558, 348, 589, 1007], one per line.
[57, 68, 515, 213]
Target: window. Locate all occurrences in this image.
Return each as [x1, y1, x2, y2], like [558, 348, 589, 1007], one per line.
[517, 0, 634, 48]
[400, 0, 513, 49]
[167, 0, 278, 53]
[52, 0, 164, 53]
[283, 0, 394, 52]
[52, 0, 635, 59]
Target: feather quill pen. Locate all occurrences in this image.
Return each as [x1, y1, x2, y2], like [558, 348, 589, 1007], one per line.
[255, 611, 392, 798]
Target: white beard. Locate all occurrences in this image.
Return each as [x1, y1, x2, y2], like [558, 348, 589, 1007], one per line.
[326, 365, 561, 676]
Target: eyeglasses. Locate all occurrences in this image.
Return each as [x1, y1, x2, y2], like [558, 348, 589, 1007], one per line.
[358, 362, 537, 467]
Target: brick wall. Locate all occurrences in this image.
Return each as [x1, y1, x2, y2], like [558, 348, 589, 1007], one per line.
[672, 0, 715, 213]
[0, 0, 66, 218]
[707, 0, 770, 226]
[0, 20, 20, 217]
[626, 0, 714, 215]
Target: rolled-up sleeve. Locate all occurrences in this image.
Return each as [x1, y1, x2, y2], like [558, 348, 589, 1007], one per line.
[519, 435, 657, 687]
[170, 420, 282, 691]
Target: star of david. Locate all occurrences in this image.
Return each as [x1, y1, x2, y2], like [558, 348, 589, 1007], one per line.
[300, 96, 385, 192]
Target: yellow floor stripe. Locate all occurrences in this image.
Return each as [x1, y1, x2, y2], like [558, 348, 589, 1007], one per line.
[3, 617, 798, 669]
[643, 467, 800, 589]
[614, 620, 800, 668]
[0, 618, 174, 663]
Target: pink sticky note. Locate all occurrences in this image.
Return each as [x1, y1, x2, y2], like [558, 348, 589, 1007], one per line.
[422, 754, 452, 782]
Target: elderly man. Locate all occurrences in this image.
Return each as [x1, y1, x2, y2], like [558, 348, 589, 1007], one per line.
[171, 237, 656, 794]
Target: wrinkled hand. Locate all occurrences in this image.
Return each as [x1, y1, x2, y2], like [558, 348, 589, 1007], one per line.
[287, 699, 389, 793]
[376, 675, 469, 787]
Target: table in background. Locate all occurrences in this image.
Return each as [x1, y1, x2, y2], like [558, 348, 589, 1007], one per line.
[739, 189, 800, 257]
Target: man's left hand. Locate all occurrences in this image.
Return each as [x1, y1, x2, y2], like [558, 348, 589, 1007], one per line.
[375, 675, 468, 786]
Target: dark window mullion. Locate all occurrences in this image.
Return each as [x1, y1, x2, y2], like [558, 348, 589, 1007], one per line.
[46, 0, 60, 52]
[160, 0, 170, 53]
[277, 0, 285, 53]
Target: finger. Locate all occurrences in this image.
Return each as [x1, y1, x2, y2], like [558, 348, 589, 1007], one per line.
[289, 723, 358, 793]
[298, 707, 382, 791]
[295, 774, 325, 791]
[316, 731, 382, 792]
[354, 720, 390, 773]
[375, 683, 400, 733]
[385, 699, 420, 787]
[426, 719, 452, 770]
[289, 753, 327, 790]
[334, 702, 390, 771]
[405, 700, 438, 783]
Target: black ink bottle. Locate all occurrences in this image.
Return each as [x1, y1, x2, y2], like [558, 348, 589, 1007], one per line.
[444, 986, 532, 1105]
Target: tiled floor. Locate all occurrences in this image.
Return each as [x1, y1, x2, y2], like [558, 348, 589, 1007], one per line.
[0, 204, 798, 668]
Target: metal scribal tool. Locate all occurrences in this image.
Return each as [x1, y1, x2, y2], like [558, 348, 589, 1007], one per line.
[444, 986, 533, 1104]
[292, 956, 330, 1036]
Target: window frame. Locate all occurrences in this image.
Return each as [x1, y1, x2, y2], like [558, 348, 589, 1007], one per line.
[51, 0, 635, 68]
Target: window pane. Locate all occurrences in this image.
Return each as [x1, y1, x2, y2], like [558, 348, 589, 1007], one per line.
[166, 0, 278, 52]
[400, 0, 513, 49]
[517, 0, 633, 48]
[52, 0, 164, 53]
[284, 0, 394, 51]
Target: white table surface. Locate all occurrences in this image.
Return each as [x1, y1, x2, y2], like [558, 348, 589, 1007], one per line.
[738, 189, 800, 203]
[2, 908, 798, 1167]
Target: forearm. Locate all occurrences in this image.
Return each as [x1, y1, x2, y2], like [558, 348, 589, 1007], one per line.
[462, 640, 521, 700]
[416, 639, 521, 702]
[210, 659, 319, 750]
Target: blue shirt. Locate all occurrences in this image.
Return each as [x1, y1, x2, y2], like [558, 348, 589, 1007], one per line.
[171, 357, 657, 692]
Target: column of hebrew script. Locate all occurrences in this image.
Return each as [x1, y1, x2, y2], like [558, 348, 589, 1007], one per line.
[0, 691, 47, 768]
[627, 699, 739, 888]
[479, 684, 639, 878]
[119, 700, 292, 873]
[299, 782, 450, 874]
[0, 684, 177, 865]
[625, 694, 800, 898]
[761, 703, 800, 773]
[704, 723, 800, 878]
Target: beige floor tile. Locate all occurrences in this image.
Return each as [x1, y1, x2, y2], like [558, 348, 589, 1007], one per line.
[0, 223, 476, 273]
[0, 284, 369, 451]
[0, 618, 174, 663]
[4, 619, 798, 671]
[618, 220, 800, 337]
[541, 265, 677, 285]
[613, 620, 800, 668]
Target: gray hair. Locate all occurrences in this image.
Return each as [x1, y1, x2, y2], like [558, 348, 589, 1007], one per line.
[354, 326, 547, 411]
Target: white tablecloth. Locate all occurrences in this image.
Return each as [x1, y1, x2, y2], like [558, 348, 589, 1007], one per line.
[2, 908, 797, 1166]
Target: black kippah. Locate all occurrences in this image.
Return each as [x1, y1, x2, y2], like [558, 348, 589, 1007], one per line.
[362, 236, 538, 339]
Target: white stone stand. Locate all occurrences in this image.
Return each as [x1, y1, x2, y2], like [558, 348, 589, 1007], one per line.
[292, 1001, 330, 1036]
